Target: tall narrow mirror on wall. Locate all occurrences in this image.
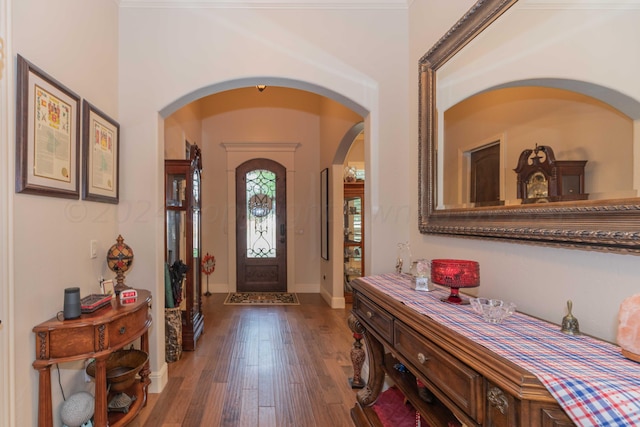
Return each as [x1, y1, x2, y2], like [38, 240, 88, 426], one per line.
[418, 0, 640, 254]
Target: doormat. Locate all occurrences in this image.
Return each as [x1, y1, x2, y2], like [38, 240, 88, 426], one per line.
[224, 292, 299, 305]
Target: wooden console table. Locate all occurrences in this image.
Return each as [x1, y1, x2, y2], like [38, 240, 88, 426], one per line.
[348, 276, 576, 427]
[33, 290, 152, 427]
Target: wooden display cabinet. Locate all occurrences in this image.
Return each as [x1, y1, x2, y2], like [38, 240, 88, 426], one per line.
[344, 181, 364, 303]
[165, 145, 204, 351]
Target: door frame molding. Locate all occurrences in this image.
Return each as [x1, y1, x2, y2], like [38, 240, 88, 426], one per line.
[221, 142, 300, 292]
[0, 0, 16, 423]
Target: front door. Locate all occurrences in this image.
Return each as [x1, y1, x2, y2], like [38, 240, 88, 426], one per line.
[236, 159, 287, 292]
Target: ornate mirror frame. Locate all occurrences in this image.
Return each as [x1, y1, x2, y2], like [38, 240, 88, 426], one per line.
[418, 0, 640, 254]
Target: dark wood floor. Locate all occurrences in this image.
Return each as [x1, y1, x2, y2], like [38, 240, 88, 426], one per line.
[132, 293, 359, 427]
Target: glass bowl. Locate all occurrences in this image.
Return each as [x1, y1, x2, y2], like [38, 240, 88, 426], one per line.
[469, 298, 516, 324]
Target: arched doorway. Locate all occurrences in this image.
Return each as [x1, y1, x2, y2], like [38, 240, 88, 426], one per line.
[163, 82, 369, 302]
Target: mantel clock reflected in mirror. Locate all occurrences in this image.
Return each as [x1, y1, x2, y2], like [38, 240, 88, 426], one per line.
[418, 0, 640, 254]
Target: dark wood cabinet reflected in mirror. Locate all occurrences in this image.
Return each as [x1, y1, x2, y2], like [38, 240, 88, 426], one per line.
[418, 0, 640, 254]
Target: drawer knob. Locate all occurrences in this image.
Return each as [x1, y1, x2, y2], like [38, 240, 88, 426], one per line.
[417, 353, 429, 364]
[366, 311, 373, 318]
[119, 327, 126, 335]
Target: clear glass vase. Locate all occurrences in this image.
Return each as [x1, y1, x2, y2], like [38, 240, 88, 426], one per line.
[395, 242, 412, 274]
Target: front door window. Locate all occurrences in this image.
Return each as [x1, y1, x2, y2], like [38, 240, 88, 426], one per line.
[246, 169, 276, 258]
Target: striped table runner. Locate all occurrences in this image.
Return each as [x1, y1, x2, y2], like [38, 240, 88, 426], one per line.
[359, 274, 640, 427]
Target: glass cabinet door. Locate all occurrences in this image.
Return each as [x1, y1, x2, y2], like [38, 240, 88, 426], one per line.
[344, 181, 364, 301]
[166, 210, 186, 267]
[345, 197, 362, 243]
[191, 167, 201, 319]
[166, 173, 187, 207]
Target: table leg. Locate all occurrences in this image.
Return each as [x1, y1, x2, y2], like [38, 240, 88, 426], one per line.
[36, 365, 53, 427]
[93, 356, 108, 427]
[348, 314, 366, 389]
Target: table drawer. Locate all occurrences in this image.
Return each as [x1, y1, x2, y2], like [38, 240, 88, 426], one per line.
[107, 308, 148, 348]
[354, 293, 394, 343]
[394, 320, 483, 422]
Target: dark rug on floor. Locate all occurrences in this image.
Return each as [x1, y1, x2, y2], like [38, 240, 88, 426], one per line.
[224, 292, 300, 305]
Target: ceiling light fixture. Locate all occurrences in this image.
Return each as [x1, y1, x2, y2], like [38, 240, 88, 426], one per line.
[256, 84, 267, 92]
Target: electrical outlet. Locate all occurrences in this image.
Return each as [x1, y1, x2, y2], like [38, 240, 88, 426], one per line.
[90, 240, 97, 259]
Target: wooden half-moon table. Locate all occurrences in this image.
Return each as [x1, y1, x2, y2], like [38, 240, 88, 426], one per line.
[33, 290, 152, 427]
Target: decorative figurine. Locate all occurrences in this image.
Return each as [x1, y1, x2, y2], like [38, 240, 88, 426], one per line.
[106, 235, 134, 295]
[561, 300, 580, 335]
[201, 252, 216, 297]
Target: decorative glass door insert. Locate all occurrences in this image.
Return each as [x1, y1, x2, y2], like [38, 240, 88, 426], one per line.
[246, 169, 276, 258]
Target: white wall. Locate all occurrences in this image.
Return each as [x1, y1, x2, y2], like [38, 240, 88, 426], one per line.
[10, 1, 119, 425]
[409, 0, 640, 343]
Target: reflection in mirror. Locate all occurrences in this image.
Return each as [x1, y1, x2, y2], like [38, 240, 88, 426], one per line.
[442, 86, 634, 208]
[418, 0, 640, 254]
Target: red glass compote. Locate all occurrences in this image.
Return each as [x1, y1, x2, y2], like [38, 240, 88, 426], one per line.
[431, 259, 480, 304]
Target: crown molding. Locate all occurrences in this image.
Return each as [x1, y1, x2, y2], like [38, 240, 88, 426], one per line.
[521, 0, 640, 9]
[118, 0, 410, 9]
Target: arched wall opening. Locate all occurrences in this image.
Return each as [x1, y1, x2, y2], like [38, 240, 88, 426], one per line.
[160, 78, 370, 310]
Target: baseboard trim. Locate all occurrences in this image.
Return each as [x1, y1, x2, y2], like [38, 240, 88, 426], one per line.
[320, 287, 346, 309]
[148, 361, 168, 394]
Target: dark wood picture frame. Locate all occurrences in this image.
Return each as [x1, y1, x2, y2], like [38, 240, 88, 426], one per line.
[16, 54, 80, 199]
[320, 168, 329, 260]
[82, 100, 120, 203]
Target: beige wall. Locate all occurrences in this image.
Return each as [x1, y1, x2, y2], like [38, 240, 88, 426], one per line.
[165, 102, 203, 159]
[9, 1, 119, 425]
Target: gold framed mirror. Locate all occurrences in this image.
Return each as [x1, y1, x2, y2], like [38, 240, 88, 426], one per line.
[418, 0, 640, 254]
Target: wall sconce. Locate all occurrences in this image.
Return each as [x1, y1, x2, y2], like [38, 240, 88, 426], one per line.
[256, 84, 267, 92]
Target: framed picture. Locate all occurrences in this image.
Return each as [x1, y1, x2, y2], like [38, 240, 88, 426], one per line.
[82, 100, 120, 203]
[320, 168, 329, 260]
[15, 54, 80, 199]
[101, 279, 115, 297]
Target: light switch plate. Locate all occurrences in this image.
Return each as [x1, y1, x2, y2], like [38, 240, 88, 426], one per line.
[90, 240, 97, 259]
